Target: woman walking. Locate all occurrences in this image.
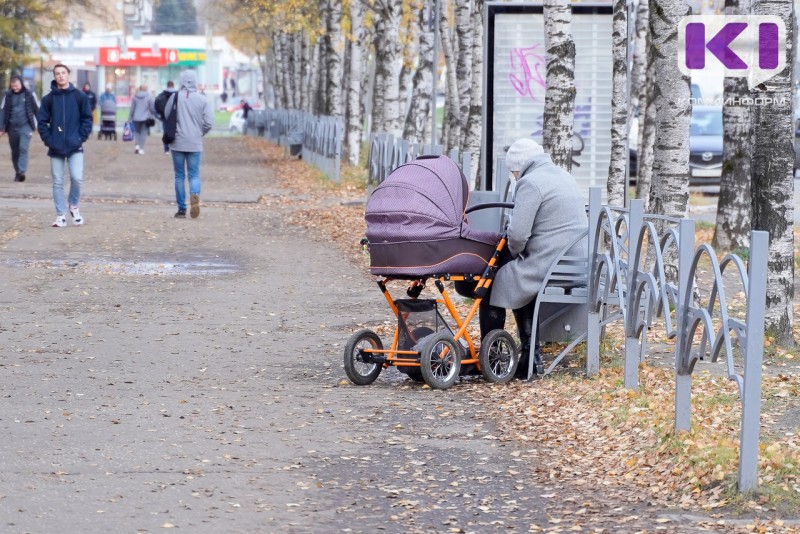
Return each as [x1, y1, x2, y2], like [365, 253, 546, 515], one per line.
[129, 84, 155, 154]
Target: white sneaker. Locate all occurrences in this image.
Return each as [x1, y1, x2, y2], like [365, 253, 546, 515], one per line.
[139, 149, 144, 155]
[52, 215, 66, 228]
[69, 205, 83, 225]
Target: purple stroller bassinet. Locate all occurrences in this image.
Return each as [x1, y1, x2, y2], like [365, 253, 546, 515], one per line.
[365, 155, 500, 277]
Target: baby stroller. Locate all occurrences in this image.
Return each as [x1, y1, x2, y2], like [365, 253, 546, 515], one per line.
[344, 155, 518, 390]
[98, 98, 117, 140]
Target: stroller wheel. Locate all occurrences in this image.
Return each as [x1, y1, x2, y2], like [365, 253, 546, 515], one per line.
[343, 329, 383, 385]
[479, 330, 519, 383]
[419, 332, 462, 390]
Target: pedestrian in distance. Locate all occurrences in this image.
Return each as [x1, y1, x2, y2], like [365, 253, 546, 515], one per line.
[129, 84, 155, 154]
[82, 82, 97, 118]
[154, 80, 177, 154]
[240, 99, 252, 135]
[98, 84, 116, 105]
[0, 75, 39, 182]
[37, 64, 93, 228]
[164, 70, 213, 219]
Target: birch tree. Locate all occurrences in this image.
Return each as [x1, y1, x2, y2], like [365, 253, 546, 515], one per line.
[370, 0, 404, 135]
[713, 0, 752, 252]
[345, 0, 366, 164]
[647, 0, 691, 220]
[635, 46, 657, 206]
[399, 2, 421, 115]
[542, 0, 576, 171]
[326, 0, 344, 117]
[403, 2, 435, 145]
[440, 0, 461, 151]
[463, 0, 485, 188]
[455, 0, 473, 151]
[606, 0, 629, 206]
[751, 0, 795, 345]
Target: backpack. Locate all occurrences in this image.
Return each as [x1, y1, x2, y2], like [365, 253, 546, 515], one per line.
[154, 90, 171, 121]
[162, 92, 178, 145]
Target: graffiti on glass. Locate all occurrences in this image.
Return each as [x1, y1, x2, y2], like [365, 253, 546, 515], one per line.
[508, 44, 546, 101]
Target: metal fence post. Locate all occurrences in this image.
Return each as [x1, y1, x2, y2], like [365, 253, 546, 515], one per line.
[586, 187, 602, 376]
[624, 199, 644, 389]
[738, 230, 768, 492]
[674, 218, 696, 431]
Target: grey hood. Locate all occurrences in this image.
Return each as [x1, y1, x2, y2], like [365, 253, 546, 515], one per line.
[180, 70, 198, 93]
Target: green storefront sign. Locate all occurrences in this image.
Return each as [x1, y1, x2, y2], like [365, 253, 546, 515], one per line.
[175, 49, 206, 66]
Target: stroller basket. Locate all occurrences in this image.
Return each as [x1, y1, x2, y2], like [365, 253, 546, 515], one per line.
[395, 299, 452, 351]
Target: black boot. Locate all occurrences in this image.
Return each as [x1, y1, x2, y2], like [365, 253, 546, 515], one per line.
[479, 301, 506, 340]
[513, 301, 542, 378]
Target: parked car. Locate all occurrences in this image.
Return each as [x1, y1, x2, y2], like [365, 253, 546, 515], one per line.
[687, 105, 723, 185]
[229, 109, 246, 134]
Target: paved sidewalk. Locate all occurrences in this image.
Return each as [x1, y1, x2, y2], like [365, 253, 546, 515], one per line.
[0, 137, 567, 533]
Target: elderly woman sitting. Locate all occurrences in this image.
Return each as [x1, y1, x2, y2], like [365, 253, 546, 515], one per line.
[475, 138, 588, 377]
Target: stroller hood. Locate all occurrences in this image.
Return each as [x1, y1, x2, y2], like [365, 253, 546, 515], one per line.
[365, 155, 471, 244]
[365, 155, 500, 277]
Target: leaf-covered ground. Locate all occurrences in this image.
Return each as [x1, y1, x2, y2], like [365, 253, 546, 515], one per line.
[249, 138, 800, 531]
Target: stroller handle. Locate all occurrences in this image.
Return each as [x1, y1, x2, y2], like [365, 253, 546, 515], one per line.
[465, 202, 514, 214]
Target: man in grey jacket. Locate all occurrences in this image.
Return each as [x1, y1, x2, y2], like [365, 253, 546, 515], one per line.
[486, 138, 588, 376]
[165, 70, 214, 218]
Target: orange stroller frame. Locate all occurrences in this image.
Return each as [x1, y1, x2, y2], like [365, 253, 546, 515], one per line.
[344, 203, 519, 390]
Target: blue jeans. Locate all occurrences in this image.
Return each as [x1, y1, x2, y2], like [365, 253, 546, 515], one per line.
[51, 152, 84, 216]
[134, 121, 149, 150]
[8, 124, 33, 174]
[172, 151, 202, 210]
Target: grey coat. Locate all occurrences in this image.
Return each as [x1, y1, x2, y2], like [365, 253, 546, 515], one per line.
[490, 153, 588, 310]
[166, 70, 213, 153]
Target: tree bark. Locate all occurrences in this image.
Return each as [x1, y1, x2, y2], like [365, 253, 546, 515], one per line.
[542, 0, 576, 171]
[713, 0, 752, 252]
[751, 0, 795, 346]
[607, 0, 629, 206]
[440, 0, 461, 151]
[326, 0, 344, 117]
[455, 0, 473, 152]
[463, 0, 485, 189]
[403, 3, 434, 146]
[647, 0, 691, 220]
[346, 0, 366, 165]
[635, 40, 656, 207]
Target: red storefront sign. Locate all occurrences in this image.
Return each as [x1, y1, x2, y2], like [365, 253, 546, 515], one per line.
[99, 47, 179, 67]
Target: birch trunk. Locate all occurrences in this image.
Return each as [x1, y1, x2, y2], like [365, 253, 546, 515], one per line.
[326, 0, 344, 117]
[635, 42, 656, 206]
[455, 0, 473, 151]
[300, 34, 311, 112]
[308, 39, 320, 114]
[463, 0, 485, 188]
[399, 2, 420, 117]
[606, 0, 629, 206]
[346, 0, 366, 165]
[381, 0, 404, 134]
[272, 32, 286, 109]
[647, 0, 691, 220]
[283, 33, 296, 110]
[440, 0, 461, 151]
[751, 0, 795, 345]
[713, 0, 752, 252]
[542, 0, 576, 171]
[403, 2, 435, 145]
[629, 0, 649, 118]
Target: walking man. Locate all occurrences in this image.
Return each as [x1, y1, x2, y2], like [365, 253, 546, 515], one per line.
[37, 64, 93, 227]
[0, 75, 39, 182]
[165, 70, 213, 219]
[154, 80, 177, 154]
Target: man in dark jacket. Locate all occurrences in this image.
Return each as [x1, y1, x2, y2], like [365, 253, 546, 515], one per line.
[154, 80, 176, 154]
[0, 75, 39, 182]
[37, 64, 93, 228]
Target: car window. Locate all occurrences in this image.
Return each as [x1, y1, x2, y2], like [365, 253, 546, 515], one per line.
[690, 110, 723, 136]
